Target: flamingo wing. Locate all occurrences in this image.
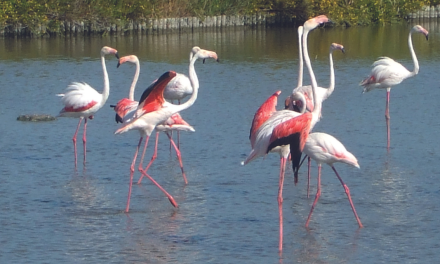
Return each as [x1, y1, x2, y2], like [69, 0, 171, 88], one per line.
[305, 132, 360, 168]
[112, 98, 138, 123]
[163, 74, 192, 101]
[249, 91, 281, 147]
[60, 82, 100, 112]
[135, 71, 177, 118]
[361, 57, 411, 92]
[268, 112, 312, 166]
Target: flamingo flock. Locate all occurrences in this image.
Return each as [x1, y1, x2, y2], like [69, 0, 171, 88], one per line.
[55, 16, 429, 253]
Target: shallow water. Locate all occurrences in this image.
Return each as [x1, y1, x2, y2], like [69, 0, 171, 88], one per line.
[1, 21, 440, 263]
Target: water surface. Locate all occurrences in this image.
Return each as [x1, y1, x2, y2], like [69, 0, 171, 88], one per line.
[1, 21, 440, 263]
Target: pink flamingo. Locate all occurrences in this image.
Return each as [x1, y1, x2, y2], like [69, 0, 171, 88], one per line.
[112, 55, 194, 186]
[57, 46, 119, 167]
[162, 46, 212, 148]
[360, 25, 428, 150]
[289, 42, 346, 196]
[115, 47, 218, 212]
[242, 15, 330, 251]
[303, 132, 363, 228]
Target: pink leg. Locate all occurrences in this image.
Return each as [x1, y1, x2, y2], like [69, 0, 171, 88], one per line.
[331, 166, 363, 228]
[166, 132, 188, 185]
[278, 156, 286, 252]
[305, 164, 322, 227]
[137, 133, 157, 184]
[72, 118, 83, 167]
[82, 118, 87, 165]
[307, 157, 311, 198]
[139, 168, 178, 208]
[126, 137, 143, 213]
[385, 88, 391, 150]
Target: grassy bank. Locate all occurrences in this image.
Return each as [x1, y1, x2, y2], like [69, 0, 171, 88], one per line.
[0, 0, 437, 37]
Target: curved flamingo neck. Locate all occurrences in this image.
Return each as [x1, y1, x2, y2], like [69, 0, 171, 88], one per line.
[302, 27, 321, 130]
[172, 52, 200, 114]
[327, 47, 336, 98]
[408, 28, 419, 76]
[128, 59, 140, 101]
[100, 53, 110, 107]
[297, 26, 304, 88]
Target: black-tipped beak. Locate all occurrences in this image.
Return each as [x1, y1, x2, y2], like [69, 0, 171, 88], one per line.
[341, 48, 346, 54]
[115, 52, 119, 59]
[117, 62, 121, 68]
[426, 34, 429, 41]
[203, 59, 206, 64]
[216, 58, 220, 63]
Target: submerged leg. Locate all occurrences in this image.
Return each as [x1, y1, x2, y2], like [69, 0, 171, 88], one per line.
[385, 88, 391, 150]
[72, 117, 83, 168]
[126, 137, 143, 213]
[166, 132, 188, 185]
[278, 156, 287, 252]
[305, 164, 322, 228]
[82, 118, 88, 165]
[137, 134, 156, 184]
[139, 168, 179, 208]
[331, 166, 363, 228]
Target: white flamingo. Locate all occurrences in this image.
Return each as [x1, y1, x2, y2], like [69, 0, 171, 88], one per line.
[360, 25, 428, 150]
[57, 46, 118, 167]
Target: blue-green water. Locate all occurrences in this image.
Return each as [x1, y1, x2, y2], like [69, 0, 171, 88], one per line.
[1, 21, 440, 263]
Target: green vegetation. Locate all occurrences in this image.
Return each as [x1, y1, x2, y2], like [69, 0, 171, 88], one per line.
[0, 0, 438, 34]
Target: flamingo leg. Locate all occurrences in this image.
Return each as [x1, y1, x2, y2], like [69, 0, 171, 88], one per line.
[305, 164, 322, 227]
[307, 156, 311, 198]
[139, 168, 178, 208]
[385, 88, 391, 150]
[136, 135, 153, 184]
[331, 166, 363, 228]
[72, 117, 83, 167]
[126, 137, 143, 213]
[293, 153, 306, 185]
[165, 132, 188, 185]
[82, 118, 87, 165]
[278, 156, 287, 252]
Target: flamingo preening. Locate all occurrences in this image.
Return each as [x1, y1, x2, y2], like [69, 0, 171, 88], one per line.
[242, 15, 330, 252]
[114, 47, 218, 212]
[360, 25, 428, 150]
[57, 46, 119, 168]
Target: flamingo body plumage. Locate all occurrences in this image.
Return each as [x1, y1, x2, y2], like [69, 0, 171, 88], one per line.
[360, 25, 428, 149]
[57, 46, 119, 167]
[302, 132, 363, 228]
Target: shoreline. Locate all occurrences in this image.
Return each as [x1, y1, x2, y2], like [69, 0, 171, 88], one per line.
[0, 12, 298, 38]
[1, 5, 438, 38]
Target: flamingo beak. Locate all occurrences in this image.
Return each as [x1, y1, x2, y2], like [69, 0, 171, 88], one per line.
[115, 52, 120, 59]
[341, 48, 346, 54]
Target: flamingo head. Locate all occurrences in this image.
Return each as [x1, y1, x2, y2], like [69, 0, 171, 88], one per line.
[412, 25, 429, 40]
[304, 15, 330, 31]
[330, 43, 345, 54]
[191, 46, 219, 63]
[101, 46, 119, 59]
[117, 55, 139, 68]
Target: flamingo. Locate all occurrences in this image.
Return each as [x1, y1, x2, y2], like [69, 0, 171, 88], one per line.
[137, 113, 195, 185]
[114, 47, 218, 212]
[57, 46, 119, 167]
[302, 132, 363, 228]
[112, 55, 193, 186]
[242, 15, 329, 252]
[289, 42, 346, 196]
[360, 25, 428, 150]
[162, 46, 211, 148]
